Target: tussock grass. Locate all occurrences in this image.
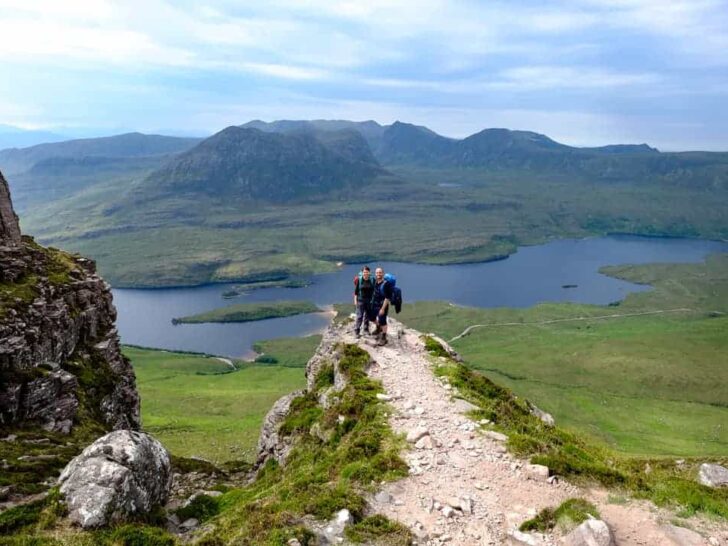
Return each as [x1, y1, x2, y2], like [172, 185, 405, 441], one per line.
[519, 498, 599, 532]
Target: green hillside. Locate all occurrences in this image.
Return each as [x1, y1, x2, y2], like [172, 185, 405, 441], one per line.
[397, 254, 728, 457]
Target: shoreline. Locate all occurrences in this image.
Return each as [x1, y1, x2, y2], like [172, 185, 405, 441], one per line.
[107, 233, 728, 290]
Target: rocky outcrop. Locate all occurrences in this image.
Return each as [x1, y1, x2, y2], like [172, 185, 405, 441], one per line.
[255, 390, 304, 468]
[0, 169, 139, 433]
[255, 321, 354, 469]
[58, 430, 171, 528]
[0, 171, 21, 245]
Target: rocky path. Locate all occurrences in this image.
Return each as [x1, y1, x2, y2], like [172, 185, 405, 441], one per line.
[345, 319, 726, 546]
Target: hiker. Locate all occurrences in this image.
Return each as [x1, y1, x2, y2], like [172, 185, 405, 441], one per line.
[370, 266, 394, 346]
[353, 265, 375, 338]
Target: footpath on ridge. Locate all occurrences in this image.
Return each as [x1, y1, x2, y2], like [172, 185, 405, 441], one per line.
[345, 318, 727, 546]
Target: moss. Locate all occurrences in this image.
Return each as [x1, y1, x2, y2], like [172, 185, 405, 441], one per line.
[279, 394, 323, 436]
[345, 515, 412, 544]
[105, 525, 177, 546]
[175, 494, 220, 523]
[0, 500, 45, 534]
[314, 363, 335, 392]
[519, 498, 599, 532]
[423, 335, 450, 358]
[170, 455, 221, 475]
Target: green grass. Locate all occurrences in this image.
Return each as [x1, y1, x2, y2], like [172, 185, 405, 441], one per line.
[125, 345, 307, 463]
[171, 300, 322, 324]
[253, 335, 322, 367]
[421, 336, 728, 521]
[398, 254, 728, 458]
[519, 498, 599, 532]
[198, 343, 410, 545]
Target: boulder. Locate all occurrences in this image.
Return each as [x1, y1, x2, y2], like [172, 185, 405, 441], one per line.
[563, 518, 615, 546]
[698, 463, 728, 488]
[58, 430, 171, 529]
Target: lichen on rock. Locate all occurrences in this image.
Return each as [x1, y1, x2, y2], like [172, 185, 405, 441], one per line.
[58, 430, 172, 528]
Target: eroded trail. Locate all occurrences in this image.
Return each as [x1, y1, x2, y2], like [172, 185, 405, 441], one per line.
[346, 319, 726, 546]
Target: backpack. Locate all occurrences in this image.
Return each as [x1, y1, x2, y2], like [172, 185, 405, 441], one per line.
[383, 273, 403, 314]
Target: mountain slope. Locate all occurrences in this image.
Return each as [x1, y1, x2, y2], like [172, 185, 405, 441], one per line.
[0, 132, 202, 176]
[142, 126, 383, 201]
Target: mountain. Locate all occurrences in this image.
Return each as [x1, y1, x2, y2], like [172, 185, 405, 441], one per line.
[241, 119, 385, 150]
[0, 132, 202, 176]
[143, 126, 383, 201]
[0, 124, 68, 150]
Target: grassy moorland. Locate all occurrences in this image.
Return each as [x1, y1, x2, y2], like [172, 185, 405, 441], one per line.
[171, 300, 321, 324]
[124, 338, 319, 463]
[20, 166, 728, 287]
[397, 253, 728, 457]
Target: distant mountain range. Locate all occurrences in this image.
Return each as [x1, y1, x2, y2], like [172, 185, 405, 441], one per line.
[4, 119, 725, 288]
[0, 125, 68, 151]
[240, 120, 728, 189]
[0, 132, 201, 176]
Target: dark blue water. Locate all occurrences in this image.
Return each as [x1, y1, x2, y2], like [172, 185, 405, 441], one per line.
[112, 236, 728, 358]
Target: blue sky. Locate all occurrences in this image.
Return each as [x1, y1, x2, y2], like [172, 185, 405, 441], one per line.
[1, 0, 727, 150]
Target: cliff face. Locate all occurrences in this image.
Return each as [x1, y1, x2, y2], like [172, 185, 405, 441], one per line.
[0, 171, 21, 244]
[0, 169, 139, 434]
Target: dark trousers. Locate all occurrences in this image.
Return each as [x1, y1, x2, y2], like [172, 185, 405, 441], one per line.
[354, 302, 371, 333]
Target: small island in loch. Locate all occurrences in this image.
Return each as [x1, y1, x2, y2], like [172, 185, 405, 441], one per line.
[172, 300, 322, 324]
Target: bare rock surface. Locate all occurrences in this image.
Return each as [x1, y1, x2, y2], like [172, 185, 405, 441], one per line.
[347, 318, 728, 546]
[563, 518, 615, 546]
[59, 430, 171, 529]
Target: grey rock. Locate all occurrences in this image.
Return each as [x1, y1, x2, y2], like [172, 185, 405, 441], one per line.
[59, 430, 171, 529]
[254, 390, 304, 469]
[661, 523, 705, 546]
[698, 463, 728, 488]
[563, 518, 615, 546]
[375, 491, 393, 504]
[508, 530, 540, 545]
[407, 427, 430, 443]
[452, 398, 479, 414]
[483, 430, 508, 442]
[527, 401, 555, 427]
[525, 464, 550, 481]
[179, 517, 199, 532]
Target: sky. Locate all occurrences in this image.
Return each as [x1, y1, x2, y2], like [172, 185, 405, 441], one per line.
[1, 0, 727, 150]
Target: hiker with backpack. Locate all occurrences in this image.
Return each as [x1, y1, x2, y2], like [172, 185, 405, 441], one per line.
[353, 265, 375, 338]
[370, 267, 395, 346]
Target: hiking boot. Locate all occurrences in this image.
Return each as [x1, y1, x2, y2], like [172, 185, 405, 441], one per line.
[353, 330, 361, 339]
[371, 325, 381, 336]
[377, 334, 388, 346]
